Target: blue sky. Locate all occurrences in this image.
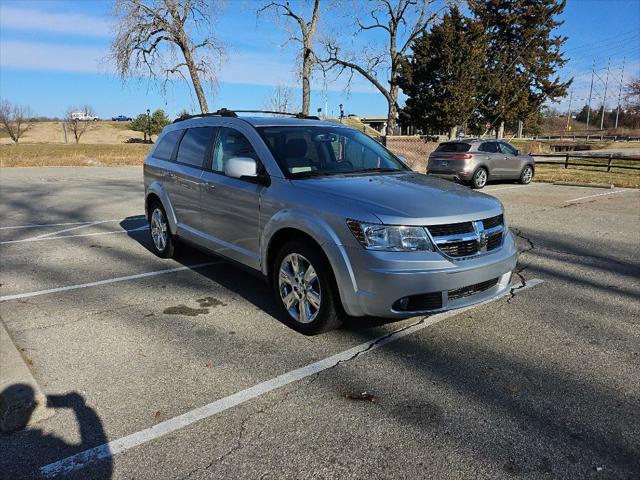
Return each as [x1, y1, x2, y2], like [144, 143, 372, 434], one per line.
[0, 0, 638, 119]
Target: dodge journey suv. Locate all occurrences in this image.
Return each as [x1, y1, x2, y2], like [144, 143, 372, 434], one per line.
[144, 110, 517, 334]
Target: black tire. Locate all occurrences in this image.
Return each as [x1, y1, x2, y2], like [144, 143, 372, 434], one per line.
[148, 201, 176, 258]
[272, 240, 342, 335]
[470, 167, 488, 189]
[519, 165, 534, 184]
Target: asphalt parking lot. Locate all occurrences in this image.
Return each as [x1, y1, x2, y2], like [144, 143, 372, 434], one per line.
[1, 167, 639, 480]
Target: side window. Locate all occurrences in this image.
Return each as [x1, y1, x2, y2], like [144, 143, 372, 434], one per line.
[212, 127, 259, 174]
[479, 142, 498, 153]
[176, 127, 215, 168]
[499, 142, 518, 156]
[153, 130, 182, 161]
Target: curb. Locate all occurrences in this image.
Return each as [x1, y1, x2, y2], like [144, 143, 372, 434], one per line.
[552, 181, 613, 189]
[0, 319, 55, 433]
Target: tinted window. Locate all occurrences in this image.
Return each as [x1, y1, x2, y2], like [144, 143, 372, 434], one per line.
[176, 127, 214, 168]
[499, 142, 518, 155]
[435, 142, 471, 153]
[153, 130, 182, 161]
[212, 128, 259, 173]
[479, 142, 499, 153]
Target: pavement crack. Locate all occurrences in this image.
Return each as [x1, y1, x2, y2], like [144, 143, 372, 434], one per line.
[508, 228, 537, 303]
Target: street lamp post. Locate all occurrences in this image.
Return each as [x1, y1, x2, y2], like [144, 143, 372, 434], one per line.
[146, 109, 151, 143]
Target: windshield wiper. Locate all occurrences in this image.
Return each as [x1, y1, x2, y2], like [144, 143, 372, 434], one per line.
[343, 167, 403, 175]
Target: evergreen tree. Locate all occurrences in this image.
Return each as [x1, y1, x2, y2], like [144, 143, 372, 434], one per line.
[398, 6, 486, 135]
[468, 0, 571, 134]
[130, 109, 171, 142]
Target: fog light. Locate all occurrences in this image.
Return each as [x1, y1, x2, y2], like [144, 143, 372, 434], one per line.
[396, 297, 409, 311]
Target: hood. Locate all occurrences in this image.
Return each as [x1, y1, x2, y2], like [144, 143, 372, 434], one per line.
[291, 173, 503, 225]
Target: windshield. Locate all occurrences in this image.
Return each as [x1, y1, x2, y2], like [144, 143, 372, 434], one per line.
[256, 126, 409, 178]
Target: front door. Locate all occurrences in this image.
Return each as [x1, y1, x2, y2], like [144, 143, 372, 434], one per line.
[200, 126, 263, 269]
[498, 142, 524, 179]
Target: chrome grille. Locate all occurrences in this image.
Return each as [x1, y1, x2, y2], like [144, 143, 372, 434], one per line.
[428, 215, 505, 259]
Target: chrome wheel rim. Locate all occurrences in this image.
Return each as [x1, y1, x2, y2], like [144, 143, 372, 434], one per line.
[522, 167, 533, 183]
[278, 253, 321, 324]
[475, 169, 487, 187]
[150, 208, 168, 252]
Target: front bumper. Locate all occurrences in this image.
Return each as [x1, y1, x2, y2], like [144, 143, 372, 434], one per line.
[325, 231, 518, 318]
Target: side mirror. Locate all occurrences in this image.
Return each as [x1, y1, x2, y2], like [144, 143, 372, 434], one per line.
[225, 157, 258, 179]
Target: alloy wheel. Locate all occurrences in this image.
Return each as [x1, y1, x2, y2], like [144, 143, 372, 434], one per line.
[474, 169, 487, 188]
[150, 208, 168, 252]
[278, 253, 322, 324]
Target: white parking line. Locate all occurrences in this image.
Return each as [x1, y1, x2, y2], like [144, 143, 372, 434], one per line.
[40, 278, 544, 478]
[26, 220, 110, 241]
[0, 226, 148, 245]
[484, 185, 530, 192]
[0, 216, 145, 230]
[564, 189, 634, 203]
[0, 262, 220, 302]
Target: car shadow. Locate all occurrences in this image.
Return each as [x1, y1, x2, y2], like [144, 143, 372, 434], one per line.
[121, 216, 405, 332]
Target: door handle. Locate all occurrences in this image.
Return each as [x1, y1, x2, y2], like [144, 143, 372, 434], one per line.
[203, 182, 216, 191]
[164, 171, 175, 179]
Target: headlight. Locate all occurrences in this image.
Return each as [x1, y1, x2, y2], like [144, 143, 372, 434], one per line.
[346, 219, 433, 252]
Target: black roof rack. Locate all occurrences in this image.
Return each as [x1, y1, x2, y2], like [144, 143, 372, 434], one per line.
[173, 108, 319, 123]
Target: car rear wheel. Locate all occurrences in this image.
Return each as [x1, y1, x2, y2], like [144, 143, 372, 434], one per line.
[519, 165, 534, 184]
[273, 241, 342, 335]
[471, 167, 488, 189]
[149, 202, 176, 258]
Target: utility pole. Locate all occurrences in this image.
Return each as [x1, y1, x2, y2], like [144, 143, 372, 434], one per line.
[565, 90, 573, 131]
[615, 57, 626, 129]
[586, 59, 595, 129]
[600, 59, 611, 130]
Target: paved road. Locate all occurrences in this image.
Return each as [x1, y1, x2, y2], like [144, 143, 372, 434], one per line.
[1, 168, 639, 480]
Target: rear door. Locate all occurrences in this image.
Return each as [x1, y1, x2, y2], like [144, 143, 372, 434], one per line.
[199, 126, 264, 269]
[168, 126, 216, 234]
[478, 141, 504, 177]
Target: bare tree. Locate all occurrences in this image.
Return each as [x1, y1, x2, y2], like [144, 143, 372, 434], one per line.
[263, 84, 299, 113]
[111, 0, 224, 113]
[0, 101, 32, 144]
[321, 0, 437, 133]
[258, 0, 322, 115]
[64, 106, 96, 144]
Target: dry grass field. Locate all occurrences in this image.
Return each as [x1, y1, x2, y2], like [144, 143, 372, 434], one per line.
[534, 163, 640, 188]
[0, 121, 145, 145]
[0, 144, 151, 167]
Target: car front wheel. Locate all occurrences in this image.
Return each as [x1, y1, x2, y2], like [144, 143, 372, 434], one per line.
[519, 165, 534, 184]
[273, 241, 342, 335]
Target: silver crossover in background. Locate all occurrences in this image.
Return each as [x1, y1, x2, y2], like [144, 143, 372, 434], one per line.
[427, 139, 535, 189]
[144, 112, 517, 334]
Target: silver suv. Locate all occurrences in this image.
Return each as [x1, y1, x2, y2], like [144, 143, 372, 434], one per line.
[144, 111, 517, 334]
[427, 139, 535, 189]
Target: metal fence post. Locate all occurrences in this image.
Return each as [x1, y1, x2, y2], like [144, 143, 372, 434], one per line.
[565, 153, 569, 169]
[607, 154, 613, 172]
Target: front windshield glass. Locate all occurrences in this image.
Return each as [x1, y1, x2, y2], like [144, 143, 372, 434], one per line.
[256, 126, 409, 178]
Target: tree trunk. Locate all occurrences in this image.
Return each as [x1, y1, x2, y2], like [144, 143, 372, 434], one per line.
[301, 43, 312, 115]
[387, 83, 399, 135]
[181, 44, 209, 114]
[497, 121, 505, 139]
[449, 126, 458, 140]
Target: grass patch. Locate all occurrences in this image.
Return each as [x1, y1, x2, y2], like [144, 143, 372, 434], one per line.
[0, 143, 151, 167]
[534, 163, 640, 188]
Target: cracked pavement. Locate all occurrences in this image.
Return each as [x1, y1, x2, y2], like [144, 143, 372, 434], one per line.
[0, 168, 639, 479]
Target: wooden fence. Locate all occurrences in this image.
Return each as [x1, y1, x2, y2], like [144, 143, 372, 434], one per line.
[533, 153, 640, 171]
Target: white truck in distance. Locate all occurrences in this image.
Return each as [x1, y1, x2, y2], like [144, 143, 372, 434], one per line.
[70, 112, 99, 121]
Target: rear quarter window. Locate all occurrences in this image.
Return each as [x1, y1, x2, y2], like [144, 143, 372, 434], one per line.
[153, 130, 183, 161]
[435, 142, 471, 153]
